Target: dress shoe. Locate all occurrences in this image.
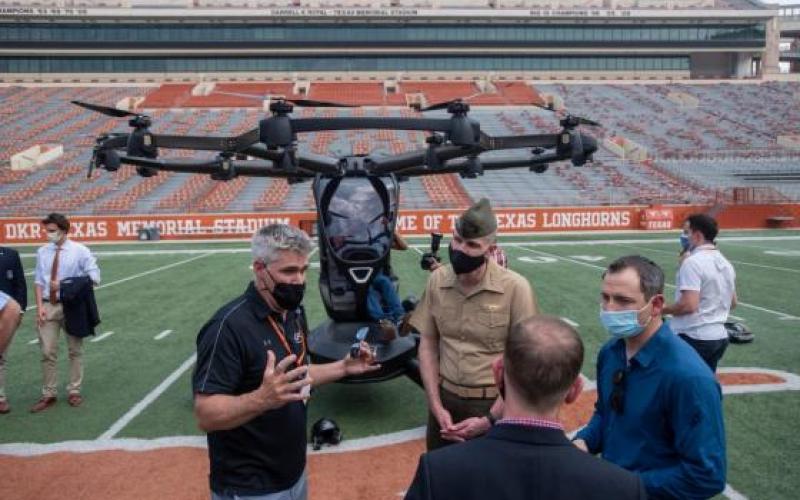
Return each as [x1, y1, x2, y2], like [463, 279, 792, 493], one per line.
[67, 393, 83, 407]
[378, 319, 397, 342]
[30, 396, 57, 413]
[0, 400, 9, 414]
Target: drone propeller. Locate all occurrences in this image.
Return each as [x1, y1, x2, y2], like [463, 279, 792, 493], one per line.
[71, 100, 140, 118]
[212, 91, 356, 108]
[529, 101, 601, 128]
[415, 92, 484, 112]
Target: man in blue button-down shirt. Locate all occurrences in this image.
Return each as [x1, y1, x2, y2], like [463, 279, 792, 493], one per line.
[32, 213, 101, 413]
[574, 255, 726, 500]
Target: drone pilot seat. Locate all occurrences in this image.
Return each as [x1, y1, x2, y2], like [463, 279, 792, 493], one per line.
[308, 173, 420, 384]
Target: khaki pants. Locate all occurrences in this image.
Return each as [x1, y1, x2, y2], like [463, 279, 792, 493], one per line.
[426, 386, 494, 451]
[38, 302, 83, 397]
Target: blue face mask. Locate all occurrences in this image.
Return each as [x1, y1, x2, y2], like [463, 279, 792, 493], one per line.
[679, 234, 690, 252]
[599, 301, 652, 339]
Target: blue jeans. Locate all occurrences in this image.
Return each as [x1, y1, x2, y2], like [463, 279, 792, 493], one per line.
[211, 471, 307, 500]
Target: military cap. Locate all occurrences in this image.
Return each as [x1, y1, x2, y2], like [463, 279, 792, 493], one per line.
[455, 198, 497, 239]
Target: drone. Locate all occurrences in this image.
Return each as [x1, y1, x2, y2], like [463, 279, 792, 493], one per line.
[72, 94, 599, 386]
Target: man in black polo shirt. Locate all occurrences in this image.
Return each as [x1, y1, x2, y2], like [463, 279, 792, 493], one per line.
[193, 224, 379, 500]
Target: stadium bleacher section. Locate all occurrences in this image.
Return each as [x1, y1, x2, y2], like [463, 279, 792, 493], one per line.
[1, 80, 799, 216]
[7, 0, 766, 10]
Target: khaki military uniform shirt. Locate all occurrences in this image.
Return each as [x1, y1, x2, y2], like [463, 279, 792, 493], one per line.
[410, 259, 538, 387]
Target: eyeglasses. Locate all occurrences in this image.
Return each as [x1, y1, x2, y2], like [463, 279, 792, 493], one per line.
[610, 369, 626, 414]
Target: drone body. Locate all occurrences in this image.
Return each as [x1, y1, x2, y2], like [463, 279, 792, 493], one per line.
[73, 96, 599, 384]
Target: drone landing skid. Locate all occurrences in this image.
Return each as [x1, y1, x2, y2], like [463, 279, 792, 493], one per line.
[309, 319, 419, 384]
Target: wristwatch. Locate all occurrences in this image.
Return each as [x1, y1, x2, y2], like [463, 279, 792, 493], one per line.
[485, 412, 497, 426]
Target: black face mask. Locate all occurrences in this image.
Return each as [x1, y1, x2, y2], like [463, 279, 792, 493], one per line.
[267, 271, 306, 311]
[448, 244, 486, 275]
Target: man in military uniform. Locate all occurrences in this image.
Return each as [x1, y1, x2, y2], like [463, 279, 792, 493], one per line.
[410, 198, 539, 450]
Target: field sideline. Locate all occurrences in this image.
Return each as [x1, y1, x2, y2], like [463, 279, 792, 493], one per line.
[0, 230, 798, 499]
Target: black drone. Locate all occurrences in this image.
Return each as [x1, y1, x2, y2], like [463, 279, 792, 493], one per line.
[73, 95, 599, 386]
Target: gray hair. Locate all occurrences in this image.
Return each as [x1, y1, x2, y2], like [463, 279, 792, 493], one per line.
[251, 224, 313, 265]
[603, 255, 665, 300]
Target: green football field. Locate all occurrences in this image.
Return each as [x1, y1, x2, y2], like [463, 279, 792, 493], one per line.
[0, 230, 798, 499]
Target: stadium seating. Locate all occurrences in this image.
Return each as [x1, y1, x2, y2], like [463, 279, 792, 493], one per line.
[2, 81, 800, 215]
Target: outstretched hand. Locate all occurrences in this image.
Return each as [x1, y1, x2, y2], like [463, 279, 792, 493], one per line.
[255, 351, 312, 411]
[343, 341, 381, 376]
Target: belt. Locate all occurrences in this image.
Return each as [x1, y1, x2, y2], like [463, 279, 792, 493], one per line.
[441, 378, 498, 400]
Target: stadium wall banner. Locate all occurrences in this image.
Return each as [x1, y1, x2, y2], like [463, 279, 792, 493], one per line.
[1, 204, 796, 244]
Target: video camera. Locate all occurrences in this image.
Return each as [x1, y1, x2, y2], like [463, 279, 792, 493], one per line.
[420, 232, 443, 271]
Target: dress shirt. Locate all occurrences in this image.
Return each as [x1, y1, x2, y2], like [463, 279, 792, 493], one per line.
[35, 239, 100, 300]
[577, 322, 726, 499]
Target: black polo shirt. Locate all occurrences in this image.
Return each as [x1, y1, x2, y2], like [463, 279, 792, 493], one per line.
[193, 281, 310, 496]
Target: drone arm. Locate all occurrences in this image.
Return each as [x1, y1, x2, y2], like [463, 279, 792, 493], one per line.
[367, 145, 476, 175]
[478, 133, 559, 151]
[151, 134, 242, 152]
[97, 134, 130, 149]
[290, 117, 453, 133]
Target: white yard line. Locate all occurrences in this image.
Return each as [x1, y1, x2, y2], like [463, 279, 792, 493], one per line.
[90, 331, 115, 343]
[410, 235, 800, 251]
[512, 245, 799, 320]
[723, 484, 749, 500]
[561, 317, 580, 328]
[24, 253, 213, 312]
[98, 352, 197, 441]
[154, 329, 173, 340]
[27, 338, 38, 345]
[21, 248, 248, 258]
[623, 244, 800, 275]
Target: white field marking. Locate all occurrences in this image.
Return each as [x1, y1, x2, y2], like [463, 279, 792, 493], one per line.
[580, 373, 596, 392]
[718, 367, 800, 395]
[27, 338, 39, 345]
[0, 425, 426, 457]
[24, 270, 34, 276]
[1, 367, 796, 458]
[24, 253, 213, 313]
[512, 245, 800, 320]
[765, 250, 800, 257]
[724, 483, 749, 500]
[410, 245, 424, 255]
[154, 330, 173, 340]
[623, 244, 800, 275]
[778, 317, 800, 321]
[561, 317, 580, 328]
[20, 248, 248, 258]
[728, 315, 746, 322]
[409, 235, 800, 251]
[310, 261, 320, 269]
[98, 352, 197, 440]
[90, 331, 115, 343]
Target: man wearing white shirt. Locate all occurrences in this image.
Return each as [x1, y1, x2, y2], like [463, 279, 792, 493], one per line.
[0, 292, 21, 362]
[32, 213, 101, 412]
[664, 214, 736, 372]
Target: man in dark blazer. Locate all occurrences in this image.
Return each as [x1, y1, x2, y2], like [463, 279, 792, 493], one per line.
[0, 246, 26, 414]
[405, 315, 647, 500]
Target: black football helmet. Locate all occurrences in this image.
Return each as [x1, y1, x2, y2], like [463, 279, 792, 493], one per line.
[311, 417, 342, 451]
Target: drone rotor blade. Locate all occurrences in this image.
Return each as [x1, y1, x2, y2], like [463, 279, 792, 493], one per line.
[71, 100, 139, 118]
[419, 101, 453, 112]
[287, 98, 357, 108]
[577, 116, 602, 127]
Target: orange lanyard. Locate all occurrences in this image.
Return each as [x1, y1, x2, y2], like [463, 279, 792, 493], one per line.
[267, 314, 307, 366]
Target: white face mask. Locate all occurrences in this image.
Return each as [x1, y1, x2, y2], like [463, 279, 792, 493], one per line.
[46, 230, 61, 244]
